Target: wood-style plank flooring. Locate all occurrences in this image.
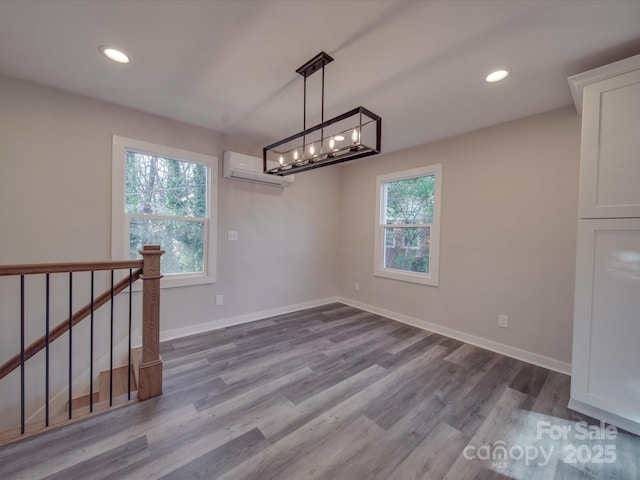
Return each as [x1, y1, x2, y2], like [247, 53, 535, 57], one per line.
[1, 303, 638, 479]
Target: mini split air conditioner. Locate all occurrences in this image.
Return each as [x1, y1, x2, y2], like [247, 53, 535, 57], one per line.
[223, 151, 294, 187]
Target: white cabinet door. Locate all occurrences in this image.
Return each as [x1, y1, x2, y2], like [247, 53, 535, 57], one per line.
[579, 69, 640, 218]
[572, 218, 640, 424]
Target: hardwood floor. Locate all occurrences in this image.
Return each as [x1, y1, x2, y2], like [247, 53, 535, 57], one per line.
[1, 303, 638, 479]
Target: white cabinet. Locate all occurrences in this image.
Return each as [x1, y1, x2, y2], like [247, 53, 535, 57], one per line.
[571, 219, 640, 430]
[569, 55, 640, 219]
[569, 56, 640, 435]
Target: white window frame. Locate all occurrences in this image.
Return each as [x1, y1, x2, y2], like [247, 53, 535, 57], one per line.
[112, 135, 218, 289]
[374, 164, 442, 286]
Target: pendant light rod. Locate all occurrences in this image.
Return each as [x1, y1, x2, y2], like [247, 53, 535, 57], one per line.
[321, 63, 325, 123]
[303, 75, 306, 156]
[297, 52, 333, 158]
[321, 63, 325, 151]
[296, 52, 333, 132]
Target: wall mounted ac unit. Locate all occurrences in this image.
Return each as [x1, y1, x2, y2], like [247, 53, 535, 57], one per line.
[223, 151, 294, 187]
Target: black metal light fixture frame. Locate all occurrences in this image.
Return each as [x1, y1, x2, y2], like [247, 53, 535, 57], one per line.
[263, 52, 381, 176]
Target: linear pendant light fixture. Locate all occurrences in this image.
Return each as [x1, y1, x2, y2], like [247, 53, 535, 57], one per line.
[264, 52, 381, 176]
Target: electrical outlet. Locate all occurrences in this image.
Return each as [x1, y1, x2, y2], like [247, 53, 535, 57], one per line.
[228, 231, 238, 241]
[498, 314, 509, 329]
[354, 282, 360, 291]
[215, 294, 224, 306]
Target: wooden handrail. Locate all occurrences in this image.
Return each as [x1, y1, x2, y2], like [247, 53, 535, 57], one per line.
[0, 260, 143, 277]
[0, 268, 142, 381]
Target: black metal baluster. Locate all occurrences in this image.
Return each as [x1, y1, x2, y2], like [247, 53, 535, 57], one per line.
[45, 273, 50, 427]
[128, 268, 132, 400]
[110, 269, 114, 406]
[68, 272, 73, 420]
[90, 271, 94, 413]
[20, 275, 25, 435]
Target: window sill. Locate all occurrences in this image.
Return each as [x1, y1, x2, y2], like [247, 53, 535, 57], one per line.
[374, 268, 439, 287]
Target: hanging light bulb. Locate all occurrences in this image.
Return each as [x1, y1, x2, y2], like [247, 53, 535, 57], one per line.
[279, 155, 284, 166]
[350, 128, 360, 152]
[293, 149, 299, 161]
[352, 128, 359, 144]
[327, 136, 336, 158]
[309, 144, 315, 156]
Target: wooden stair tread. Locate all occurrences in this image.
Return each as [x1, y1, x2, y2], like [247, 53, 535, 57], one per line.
[99, 365, 137, 402]
[71, 391, 100, 410]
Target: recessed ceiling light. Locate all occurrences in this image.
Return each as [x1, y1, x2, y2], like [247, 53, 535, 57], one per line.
[485, 70, 509, 83]
[99, 45, 130, 64]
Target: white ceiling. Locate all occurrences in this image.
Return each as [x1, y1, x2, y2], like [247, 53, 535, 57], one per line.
[1, 0, 639, 154]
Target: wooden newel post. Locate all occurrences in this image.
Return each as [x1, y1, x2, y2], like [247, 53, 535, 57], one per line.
[138, 245, 164, 400]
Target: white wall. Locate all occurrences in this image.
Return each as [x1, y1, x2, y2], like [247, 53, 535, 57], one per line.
[338, 107, 581, 367]
[0, 74, 340, 427]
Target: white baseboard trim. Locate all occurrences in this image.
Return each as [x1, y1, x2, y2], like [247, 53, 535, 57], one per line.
[568, 398, 640, 437]
[160, 296, 340, 343]
[338, 296, 571, 375]
[149, 295, 570, 374]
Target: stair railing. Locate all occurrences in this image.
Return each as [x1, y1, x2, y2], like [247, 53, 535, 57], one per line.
[0, 245, 164, 437]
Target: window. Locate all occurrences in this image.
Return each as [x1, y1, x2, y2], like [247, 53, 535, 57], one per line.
[112, 136, 217, 288]
[374, 164, 442, 286]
